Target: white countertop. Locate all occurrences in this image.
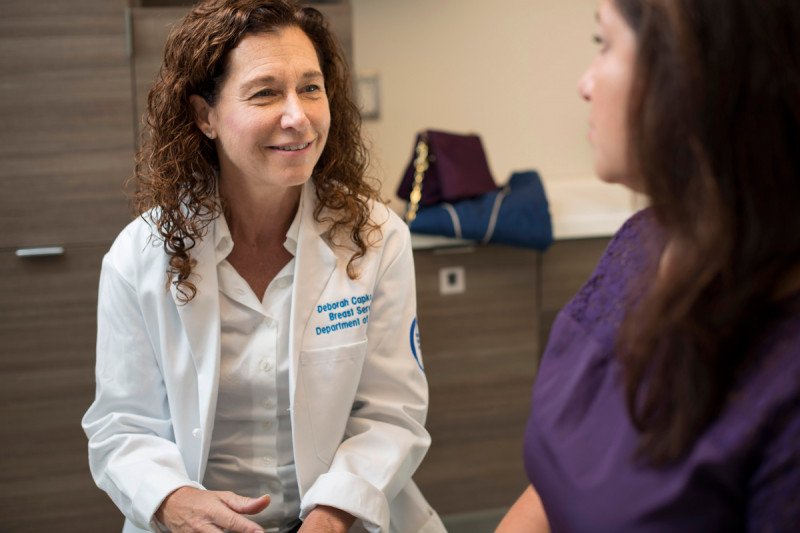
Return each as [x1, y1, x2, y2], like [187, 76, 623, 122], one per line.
[410, 233, 476, 250]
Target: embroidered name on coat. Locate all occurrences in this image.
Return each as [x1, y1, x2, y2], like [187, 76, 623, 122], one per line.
[314, 294, 371, 335]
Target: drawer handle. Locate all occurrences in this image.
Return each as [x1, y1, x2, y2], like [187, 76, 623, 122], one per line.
[15, 246, 65, 258]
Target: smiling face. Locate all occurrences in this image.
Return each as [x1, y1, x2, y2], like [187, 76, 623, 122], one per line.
[191, 26, 331, 194]
[578, 0, 639, 191]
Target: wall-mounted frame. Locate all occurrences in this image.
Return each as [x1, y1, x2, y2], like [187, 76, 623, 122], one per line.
[357, 72, 380, 120]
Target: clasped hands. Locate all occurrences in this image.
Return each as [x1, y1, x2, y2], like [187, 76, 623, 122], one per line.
[156, 486, 356, 533]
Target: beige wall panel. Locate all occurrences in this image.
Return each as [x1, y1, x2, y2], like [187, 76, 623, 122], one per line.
[352, 0, 599, 205]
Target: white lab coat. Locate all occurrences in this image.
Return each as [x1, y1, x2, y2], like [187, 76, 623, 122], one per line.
[82, 180, 445, 533]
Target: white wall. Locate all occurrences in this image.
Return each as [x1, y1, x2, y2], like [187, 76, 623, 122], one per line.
[351, 0, 635, 236]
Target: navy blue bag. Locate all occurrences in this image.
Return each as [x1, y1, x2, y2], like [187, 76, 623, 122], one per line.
[408, 170, 553, 250]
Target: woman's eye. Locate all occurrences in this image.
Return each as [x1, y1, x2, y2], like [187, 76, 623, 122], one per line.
[303, 84, 322, 94]
[253, 88, 276, 98]
[593, 34, 609, 52]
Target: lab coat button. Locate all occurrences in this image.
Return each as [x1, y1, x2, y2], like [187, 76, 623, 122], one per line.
[192, 428, 201, 438]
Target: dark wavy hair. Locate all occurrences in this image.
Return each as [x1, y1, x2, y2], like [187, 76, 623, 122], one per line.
[614, 0, 800, 464]
[133, 0, 378, 302]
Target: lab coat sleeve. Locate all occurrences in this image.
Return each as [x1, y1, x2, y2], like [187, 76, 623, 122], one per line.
[82, 256, 202, 531]
[299, 222, 430, 532]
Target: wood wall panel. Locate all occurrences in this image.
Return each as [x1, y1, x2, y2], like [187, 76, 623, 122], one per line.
[0, 1, 127, 41]
[0, 245, 122, 532]
[315, 3, 353, 65]
[0, 32, 127, 72]
[1, 149, 133, 249]
[0, 0, 133, 529]
[412, 244, 539, 515]
[0, 0, 134, 249]
[130, 6, 189, 140]
[0, 70, 134, 155]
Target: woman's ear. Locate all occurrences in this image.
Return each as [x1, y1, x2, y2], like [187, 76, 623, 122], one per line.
[189, 94, 216, 139]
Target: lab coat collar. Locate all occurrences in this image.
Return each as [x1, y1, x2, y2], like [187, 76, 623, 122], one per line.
[285, 186, 303, 255]
[213, 186, 304, 263]
[289, 178, 340, 376]
[213, 213, 233, 264]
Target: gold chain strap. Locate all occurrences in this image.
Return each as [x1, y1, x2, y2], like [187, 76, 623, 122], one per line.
[405, 137, 429, 223]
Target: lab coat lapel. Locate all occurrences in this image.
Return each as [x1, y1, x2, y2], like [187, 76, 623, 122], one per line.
[170, 226, 221, 465]
[290, 181, 338, 395]
[289, 182, 339, 493]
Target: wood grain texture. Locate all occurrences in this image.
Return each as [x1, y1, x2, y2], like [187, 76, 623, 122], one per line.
[0, 0, 133, 529]
[0, 0, 134, 249]
[0, 245, 122, 532]
[412, 244, 539, 515]
[1, 149, 134, 249]
[130, 6, 191, 142]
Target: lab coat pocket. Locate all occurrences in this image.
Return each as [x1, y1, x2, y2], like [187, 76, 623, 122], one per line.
[299, 340, 368, 464]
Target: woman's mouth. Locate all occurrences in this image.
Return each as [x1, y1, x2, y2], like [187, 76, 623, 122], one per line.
[270, 140, 313, 152]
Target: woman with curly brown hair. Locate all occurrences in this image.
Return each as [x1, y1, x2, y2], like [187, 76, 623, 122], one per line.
[82, 2, 444, 532]
[498, 0, 800, 531]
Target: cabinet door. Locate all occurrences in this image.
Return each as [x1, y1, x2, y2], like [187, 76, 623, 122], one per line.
[0, 0, 134, 249]
[412, 244, 540, 515]
[0, 245, 122, 532]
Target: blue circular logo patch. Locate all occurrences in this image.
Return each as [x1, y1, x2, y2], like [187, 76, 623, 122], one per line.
[409, 317, 423, 371]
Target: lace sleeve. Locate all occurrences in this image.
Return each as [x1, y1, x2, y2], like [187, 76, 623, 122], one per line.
[563, 209, 664, 345]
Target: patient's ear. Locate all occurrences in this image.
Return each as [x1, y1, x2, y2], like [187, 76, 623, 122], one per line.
[189, 94, 216, 140]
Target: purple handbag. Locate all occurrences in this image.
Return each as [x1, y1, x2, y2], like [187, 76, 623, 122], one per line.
[397, 130, 497, 222]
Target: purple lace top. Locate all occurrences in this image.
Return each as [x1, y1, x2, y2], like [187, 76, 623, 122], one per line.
[524, 209, 800, 532]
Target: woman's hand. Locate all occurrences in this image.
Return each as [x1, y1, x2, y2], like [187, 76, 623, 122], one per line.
[155, 486, 270, 533]
[298, 505, 356, 533]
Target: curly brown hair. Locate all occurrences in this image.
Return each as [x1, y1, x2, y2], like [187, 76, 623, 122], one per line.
[133, 0, 378, 302]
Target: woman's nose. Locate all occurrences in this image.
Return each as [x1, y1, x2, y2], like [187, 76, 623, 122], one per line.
[578, 69, 593, 102]
[281, 93, 310, 130]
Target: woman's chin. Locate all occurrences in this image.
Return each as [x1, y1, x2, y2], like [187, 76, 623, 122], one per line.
[595, 167, 640, 192]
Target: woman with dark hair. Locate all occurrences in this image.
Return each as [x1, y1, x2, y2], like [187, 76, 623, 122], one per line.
[82, 1, 444, 532]
[498, 0, 800, 530]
